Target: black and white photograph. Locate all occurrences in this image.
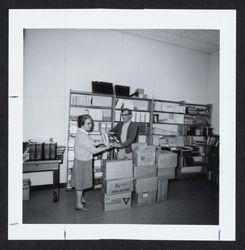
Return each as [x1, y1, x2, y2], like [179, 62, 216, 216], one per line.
[8, 9, 236, 241]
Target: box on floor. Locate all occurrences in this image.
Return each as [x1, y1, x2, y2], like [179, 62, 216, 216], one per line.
[102, 178, 133, 195]
[133, 191, 157, 206]
[157, 167, 176, 179]
[134, 176, 158, 193]
[156, 150, 178, 168]
[103, 159, 133, 180]
[157, 178, 169, 202]
[132, 144, 156, 166]
[134, 164, 157, 179]
[103, 192, 132, 212]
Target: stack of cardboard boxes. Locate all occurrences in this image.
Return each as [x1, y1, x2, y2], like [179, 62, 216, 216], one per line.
[132, 144, 158, 206]
[102, 145, 178, 211]
[102, 159, 133, 211]
[156, 149, 178, 202]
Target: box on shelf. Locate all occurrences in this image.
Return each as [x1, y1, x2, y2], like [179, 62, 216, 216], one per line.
[23, 179, 31, 201]
[102, 178, 133, 195]
[103, 192, 132, 212]
[157, 178, 169, 202]
[103, 159, 133, 180]
[134, 164, 157, 179]
[134, 176, 157, 193]
[133, 191, 156, 206]
[132, 144, 156, 166]
[156, 150, 178, 168]
[157, 167, 176, 179]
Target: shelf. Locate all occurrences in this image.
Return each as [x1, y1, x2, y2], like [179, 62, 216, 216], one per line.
[154, 98, 184, 104]
[67, 90, 213, 187]
[184, 123, 210, 127]
[180, 165, 205, 174]
[71, 104, 112, 109]
[115, 120, 150, 124]
[70, 116, 112, 122]
[154, 110, 185, 115]
[152, 134, 182, 138]
[116, 96, 151, 101]
[183, 135, 207, 137]
[183, 163, 206, 167]
[185, 113, 210, 117]
[70, 90, 113, 98]
[153, 122, 184, 125]
[115, 108, 150, 112]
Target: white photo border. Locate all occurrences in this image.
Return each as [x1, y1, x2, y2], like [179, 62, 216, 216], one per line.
[8, 9, 236, 240]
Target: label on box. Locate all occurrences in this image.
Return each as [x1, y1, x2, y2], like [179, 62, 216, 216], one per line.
[104, 192, 132, 212]
[102, 178, 133, 195]
[133, 151, 156, 166]
[133, 191, 156, 206]
[142, 192, 149, 198]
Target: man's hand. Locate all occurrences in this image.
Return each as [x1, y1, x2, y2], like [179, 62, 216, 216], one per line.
[112, 142, 121, 148]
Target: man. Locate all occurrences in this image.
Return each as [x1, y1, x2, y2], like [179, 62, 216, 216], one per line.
[110, 108, 138, 159]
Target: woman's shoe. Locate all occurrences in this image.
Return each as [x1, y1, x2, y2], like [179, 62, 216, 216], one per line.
[75, 206, 89, 211]
[82, 200, 90, 205]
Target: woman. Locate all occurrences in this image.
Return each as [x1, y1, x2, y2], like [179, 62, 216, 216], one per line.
[71, 114, 111, 211]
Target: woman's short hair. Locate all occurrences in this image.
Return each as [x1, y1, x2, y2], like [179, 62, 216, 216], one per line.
[121, 108, 132, 115]
[77, 114, 93, 128]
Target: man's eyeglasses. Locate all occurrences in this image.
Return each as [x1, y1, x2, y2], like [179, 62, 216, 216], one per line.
[121, 113, 130, 117]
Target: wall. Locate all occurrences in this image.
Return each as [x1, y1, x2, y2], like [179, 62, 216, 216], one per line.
[207, 50, 219, 134]
[23, 29, 217, 185]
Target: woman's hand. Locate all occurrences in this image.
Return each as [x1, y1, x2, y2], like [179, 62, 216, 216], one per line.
[105, 144, 113, 150]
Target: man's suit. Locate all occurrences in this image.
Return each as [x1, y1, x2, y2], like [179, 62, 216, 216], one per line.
[110, 121, 138, 153]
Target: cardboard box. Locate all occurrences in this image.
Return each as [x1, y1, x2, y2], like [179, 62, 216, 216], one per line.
[103, 159, 133, 180]
[133, 191, 156, 206]
[157, 178, 169, 202]
[134, 164, 157, 179]
[132, 143, 148, 151]
[133, 150, 156, 166]
[134, 177, 157, 193]
[157, 167, 176, 179]
[156, 150, 178, 168]
[103, 192, 132, 212]
[102, 178, 133, 195]
[23, 179, 31, 201]
[132, 145, 156, 166]
[132, 143, 156, 152]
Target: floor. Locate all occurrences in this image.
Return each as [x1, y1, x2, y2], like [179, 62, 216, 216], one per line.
[23, 177, 219, 224]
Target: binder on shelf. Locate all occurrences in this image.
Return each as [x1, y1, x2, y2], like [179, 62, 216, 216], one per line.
[114, 85, 130, 97]
[92, 81, 114, 95]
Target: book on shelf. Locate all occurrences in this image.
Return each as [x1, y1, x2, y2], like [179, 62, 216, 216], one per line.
[133, 99, 149, 110]
[152, 123, 179, 136]
[71, 94, 112, 107]
[154, 101, 185, 113]
[207, 136, 219, 146]
[186, 106, 209, 116]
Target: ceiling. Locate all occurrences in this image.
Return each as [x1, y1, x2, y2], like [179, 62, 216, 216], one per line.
[120, 30, 220, 54]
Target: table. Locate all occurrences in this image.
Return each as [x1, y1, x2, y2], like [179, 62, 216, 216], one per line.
[23, 154, 64, 202]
